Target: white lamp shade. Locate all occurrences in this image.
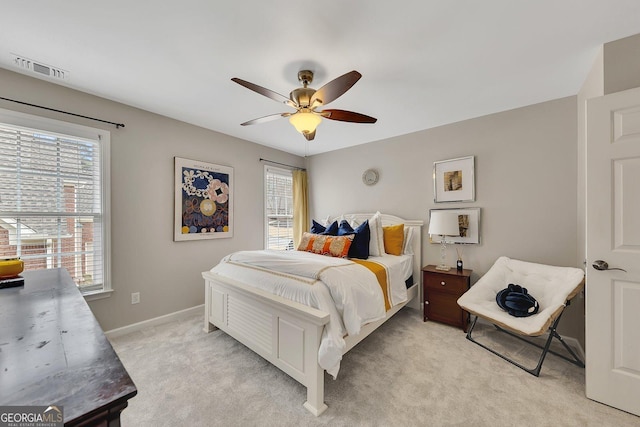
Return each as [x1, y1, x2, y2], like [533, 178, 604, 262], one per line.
[428, 211, 460, 236]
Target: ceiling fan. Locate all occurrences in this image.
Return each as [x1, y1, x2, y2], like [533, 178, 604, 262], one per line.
[231, 70, 377, 141]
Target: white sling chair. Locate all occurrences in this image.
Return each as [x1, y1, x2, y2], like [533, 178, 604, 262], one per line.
[457, 256, 585, 376]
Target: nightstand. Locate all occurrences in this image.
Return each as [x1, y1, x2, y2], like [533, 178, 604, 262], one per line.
[423, 265, 472, 332]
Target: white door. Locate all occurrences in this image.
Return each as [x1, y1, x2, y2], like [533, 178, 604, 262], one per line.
[586, 86, 640, 416]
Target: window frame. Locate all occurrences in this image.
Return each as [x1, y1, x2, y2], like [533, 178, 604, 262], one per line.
[263, 165, 294, 251]
[0, 108, 111, 300]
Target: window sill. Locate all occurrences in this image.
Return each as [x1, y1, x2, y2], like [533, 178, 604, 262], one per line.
[83, 289, 114, 302]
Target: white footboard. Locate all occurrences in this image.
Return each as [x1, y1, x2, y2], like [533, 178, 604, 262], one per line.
[202, 270, 331, 416]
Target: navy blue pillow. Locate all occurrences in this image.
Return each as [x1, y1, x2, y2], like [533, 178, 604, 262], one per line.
[311, 220, 338, 235]
[338, 220, 370, 259]
[310, 219, 326, 234]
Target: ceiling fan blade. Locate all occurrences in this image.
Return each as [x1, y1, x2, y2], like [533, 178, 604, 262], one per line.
[321, 109, 377, 123]
[231, 78, 291, 104]
[310, 70, 362, 106]
[240, 113, 287, 126]
[303, 130, 316, 141]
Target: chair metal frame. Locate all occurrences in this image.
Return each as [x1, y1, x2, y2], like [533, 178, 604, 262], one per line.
[465, 301, 585, 377]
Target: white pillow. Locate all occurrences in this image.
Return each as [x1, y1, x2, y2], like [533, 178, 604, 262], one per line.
[402, 227, 414, 255]
[345, 214, 360, 227]
[318, 215, 331, 226]
[369, 211, 385, 256]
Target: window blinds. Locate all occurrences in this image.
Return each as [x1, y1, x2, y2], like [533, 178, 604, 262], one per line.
[0, 123, 105, 291]
[265, 167, 293, 250]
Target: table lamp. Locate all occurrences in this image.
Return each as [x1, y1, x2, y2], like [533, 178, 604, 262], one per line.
[428, 211, 460, 271]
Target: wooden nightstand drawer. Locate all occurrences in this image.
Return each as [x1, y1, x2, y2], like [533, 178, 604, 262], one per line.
[422, 265, 472, 332]
[424, 273, 468, 294]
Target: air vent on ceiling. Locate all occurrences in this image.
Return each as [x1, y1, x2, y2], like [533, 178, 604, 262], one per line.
[11, 54, 68, 80]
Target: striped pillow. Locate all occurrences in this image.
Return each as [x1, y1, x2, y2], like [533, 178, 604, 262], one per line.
[297, 232, 354, 258]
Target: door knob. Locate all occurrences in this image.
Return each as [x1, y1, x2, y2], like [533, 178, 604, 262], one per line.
[592, 260, 627, 272]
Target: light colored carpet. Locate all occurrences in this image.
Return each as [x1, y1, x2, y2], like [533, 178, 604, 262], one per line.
[109, 309, 639, 427]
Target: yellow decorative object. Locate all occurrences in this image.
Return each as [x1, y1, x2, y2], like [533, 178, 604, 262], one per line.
[200, 199, 215, 216]
[0, 258, 24, 278]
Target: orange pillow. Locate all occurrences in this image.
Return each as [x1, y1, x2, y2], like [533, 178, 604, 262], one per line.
[383, 224, 404, 256]
[297, 232, 354, 258]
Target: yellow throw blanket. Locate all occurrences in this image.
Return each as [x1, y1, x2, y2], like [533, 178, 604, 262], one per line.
[351, 259, 391, 311]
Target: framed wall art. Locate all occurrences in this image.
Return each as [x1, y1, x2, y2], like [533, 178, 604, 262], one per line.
[429, 207, 481, 244]
[433, 156, 475, 203]
[174, 157, 233, 241]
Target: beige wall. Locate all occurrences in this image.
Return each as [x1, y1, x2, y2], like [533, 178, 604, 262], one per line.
[0, 68, 305, 331]
[308, 96, 582, 339]
[604, 33, 640, 94]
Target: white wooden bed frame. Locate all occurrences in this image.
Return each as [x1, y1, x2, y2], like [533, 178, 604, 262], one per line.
[202, 213, 423, 416]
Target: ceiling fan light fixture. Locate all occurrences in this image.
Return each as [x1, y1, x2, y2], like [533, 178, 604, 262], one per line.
[232, 69, 375, 141]
[289, 111, 321, 135]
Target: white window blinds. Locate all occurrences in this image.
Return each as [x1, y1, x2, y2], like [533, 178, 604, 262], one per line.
[264, 166, 293, 250]
[0, 120, 108, 293]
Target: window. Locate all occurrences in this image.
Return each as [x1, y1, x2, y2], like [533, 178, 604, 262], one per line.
[264, 166, 293, 250]
[0, 109, 110, 296]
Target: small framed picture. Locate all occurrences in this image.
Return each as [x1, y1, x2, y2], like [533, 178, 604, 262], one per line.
[433, 156, 475, 203]
[429, 208, 481, 244]
[174, 157, 233, 241]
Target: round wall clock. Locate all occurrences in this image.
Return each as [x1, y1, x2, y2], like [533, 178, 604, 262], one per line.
[362, 169, 379, 186]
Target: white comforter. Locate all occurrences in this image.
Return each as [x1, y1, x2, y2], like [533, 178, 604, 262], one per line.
[210, 250, 411, 377]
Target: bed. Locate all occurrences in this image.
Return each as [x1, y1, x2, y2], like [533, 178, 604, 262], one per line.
[202, 213, 423, 415]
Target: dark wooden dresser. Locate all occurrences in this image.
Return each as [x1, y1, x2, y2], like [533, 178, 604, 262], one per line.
[0, 268, 137, 426]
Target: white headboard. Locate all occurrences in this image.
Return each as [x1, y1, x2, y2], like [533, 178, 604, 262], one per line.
[328, 213, 424, 289]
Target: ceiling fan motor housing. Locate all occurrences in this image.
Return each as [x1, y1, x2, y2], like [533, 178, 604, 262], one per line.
[290, 87, 315, 108]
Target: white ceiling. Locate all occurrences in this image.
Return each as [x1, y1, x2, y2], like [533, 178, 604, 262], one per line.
[2, 1, 640, 156]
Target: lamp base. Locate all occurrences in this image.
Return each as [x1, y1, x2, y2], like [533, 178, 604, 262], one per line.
[435, 264, 451, 271]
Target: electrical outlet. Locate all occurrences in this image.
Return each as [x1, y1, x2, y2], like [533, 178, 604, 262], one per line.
[131, 292, 140, 304]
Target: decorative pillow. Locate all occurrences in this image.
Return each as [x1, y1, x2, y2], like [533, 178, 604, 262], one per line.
[297, 232, 353, 258]
[310, 220, 338, 235]
[344, 214, 360, 227]
[368, 211, 385, 257]
[383, 223, 405, 256]
[402, 227, 414, 255]
[310, 219, 326, 234]
[338, 219, 370, 259]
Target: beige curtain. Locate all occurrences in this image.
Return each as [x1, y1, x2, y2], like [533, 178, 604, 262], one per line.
[292, 169, 309, 248]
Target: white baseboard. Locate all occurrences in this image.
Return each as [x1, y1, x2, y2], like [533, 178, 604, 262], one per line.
[105, 304, 204, 339]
